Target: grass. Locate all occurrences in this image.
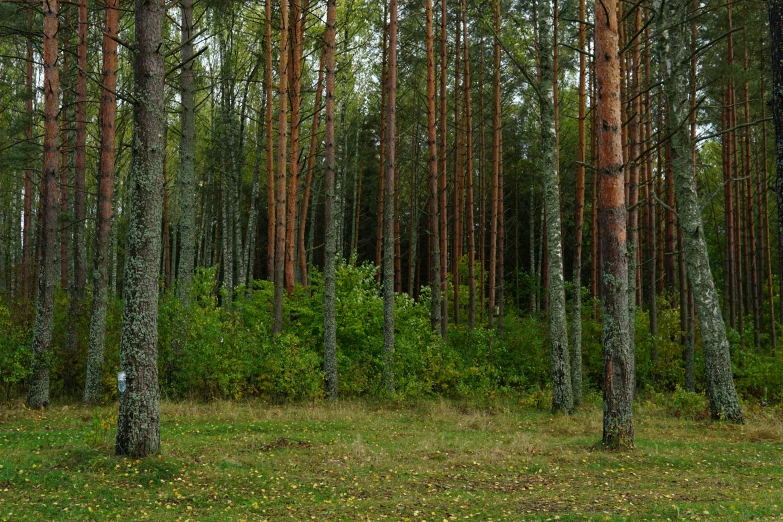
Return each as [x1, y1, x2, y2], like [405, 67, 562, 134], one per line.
[1, 394, 782, 521]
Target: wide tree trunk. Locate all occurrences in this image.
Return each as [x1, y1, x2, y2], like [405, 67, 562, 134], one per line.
[383, 0, 398, 393]
[177, 0, 196, 299]
[657, 0, 743, 423]
[323, 0, 338, 400]
[84, 0, 119, 404]
[596, 0, 633, 448]
[116, 0, 165, 457]
[28, 0, 60, 410]
[538, 0, 572, 414]
[769, 0, 783, 333]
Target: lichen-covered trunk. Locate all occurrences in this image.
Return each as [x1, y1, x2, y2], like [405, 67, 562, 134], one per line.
[596, 0, 633, 447]
[538, 0, 572, 414]
[28, 0, 60, 410]
[323, 0, 338, 400]
[84, 0, 119, 404]
[657, 0, 743, 423]
[425, 0, 442, 334]
[115, 0, 165, 457]
[571, 0, 586, 406]
[383, 0, 398, 393]
[177, 0, 196, 299]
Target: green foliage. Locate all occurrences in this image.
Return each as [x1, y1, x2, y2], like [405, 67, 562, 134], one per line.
[0, 302, 32, 400]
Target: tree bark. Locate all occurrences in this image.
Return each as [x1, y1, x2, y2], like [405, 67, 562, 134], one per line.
[273, 0, 290, 334]
[462, 0, 475, 330]
[115, 0, 165, 457]
[299, 47, 325, 286]
[571, 0, 586, 406]
[426, 0, 442, 334]
[177, 0, 196, 299]
[489, 0, 500, 330]
[439, 0, 448, 336]
[596, 0, 633, 447]
[769, 0, 783, 335]
[22, 9, 33, 299]
[656, 0, 743, 423]
[266, 0, 275, 281]
[383, 0, 398, 393]
[28, 0, 60, 410]
[538, 0, 572, 414]
[323, 0, 338, 400]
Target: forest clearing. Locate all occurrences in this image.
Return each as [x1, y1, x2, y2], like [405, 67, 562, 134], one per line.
[1, 398, 782, 521]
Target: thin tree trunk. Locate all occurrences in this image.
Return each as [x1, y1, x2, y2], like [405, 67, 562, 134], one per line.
[462, 0, 475, 329]
[596, 0, 633, 447]
[28, 0, 60, 410]
[571, 0, 586, 406]
[323, 0, 338, 400]
[488, 0, 500, 330]
[453, 11, 462, 326]
[426, 0, 442, 334]
[439, 0, 448, 336]
[299, 47, 325, 286]
[116, 0, 165, 457]
[383, 0, 398, 393]
[285, 0, 305, 294]
[539, 0, 572, 414]
[245, 98, 264, 290]
[656, 0, 743, 423]
[377, 2, 388, 278]
[644, 2, 658, 363]
[273, 0, 290, 334]
[760, 70, 776, 352]
[742, 35, 760, 347]
[177, 0, 196, 298]
[266, 0, 275, 281]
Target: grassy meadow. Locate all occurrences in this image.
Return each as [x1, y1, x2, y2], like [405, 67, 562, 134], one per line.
[1, 395, 782, 521]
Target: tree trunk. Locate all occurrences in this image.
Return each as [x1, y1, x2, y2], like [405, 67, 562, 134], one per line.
[596, 0, 633, 447]
[488, 0, 500, 330]
[426, 0, 442, 334]
[439, 0, 448, 336]
[462, 0, 476, 330]
[453, 11, 462, 326]
[323, 0, 338, 400]
[177, 0, 196, 298]
[273, 0, 290, 334]
[383, 0, 398, 393]
[769, 0, 783, 334]
[571, 0, 586, 407]
[115, 0, 165, 457]
[377, 2, 388, 278]
[299, 47, 325, 286]
[28, 0, 60, 410]
[656, 0, 743, 423]
[266, 0, 275, 281]
[537, 0, 572, 413]
[285, 0, 305, 294]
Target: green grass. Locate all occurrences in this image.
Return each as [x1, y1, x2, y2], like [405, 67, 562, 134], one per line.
[1, 396, 782, 521]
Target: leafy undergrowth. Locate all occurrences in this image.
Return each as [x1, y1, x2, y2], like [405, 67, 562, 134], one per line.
[1, 397, 782, 521]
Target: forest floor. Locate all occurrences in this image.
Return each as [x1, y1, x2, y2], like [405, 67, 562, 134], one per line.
[0, 395, 782, 521]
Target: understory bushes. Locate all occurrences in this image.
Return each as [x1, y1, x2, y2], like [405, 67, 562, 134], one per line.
[1, 261, 781, 404]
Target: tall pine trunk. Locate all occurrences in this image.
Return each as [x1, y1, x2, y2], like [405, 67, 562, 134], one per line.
[115, 0, 165, 457]
[383, 0, 398, 393]
[84, 0, 119, 404]
[426, 0, 442, 334]
[28, 0, 60, 410]
[596, 0, 633, 448]
[323, 0, 338, 400]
